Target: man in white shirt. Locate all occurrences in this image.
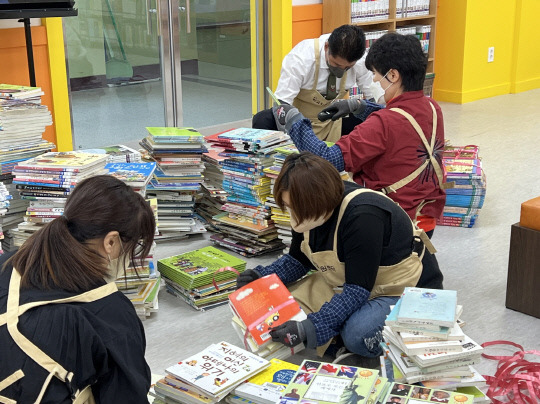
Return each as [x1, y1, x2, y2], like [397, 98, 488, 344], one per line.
[253, 25, 384, 142]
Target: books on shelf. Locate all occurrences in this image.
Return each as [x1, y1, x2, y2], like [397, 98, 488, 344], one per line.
[162, 341, 270, 403]
[280, 359, 380, 404]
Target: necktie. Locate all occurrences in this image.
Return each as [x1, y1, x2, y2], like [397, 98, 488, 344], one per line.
[325, 72, 337, 100]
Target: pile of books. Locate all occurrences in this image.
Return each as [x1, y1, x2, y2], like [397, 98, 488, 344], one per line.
[151, 341, 270, 404]
[205, 128, 290, 257]
[157, 246, 246, 312]
[105, 161, 156, 196]
[228, 273, 306, 360]
[9, 152, 108, 246]
[141, 127, 207, 241]
[0, 182, 10, 253]
[382, 287, 486, 391]
[438, 145, 486, 228]
[0, 84, 55, 177]
[116, 242, 160, 319]
[195, 147, 228, 232]
[380, 382, 476, 403]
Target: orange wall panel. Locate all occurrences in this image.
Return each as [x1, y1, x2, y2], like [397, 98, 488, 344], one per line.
[292, 4, 322, 47]
[0, 27, 56, 146]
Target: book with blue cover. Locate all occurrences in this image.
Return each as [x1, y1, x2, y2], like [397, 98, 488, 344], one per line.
[396, 287, 457, 328]
[105, 162, 157, 187]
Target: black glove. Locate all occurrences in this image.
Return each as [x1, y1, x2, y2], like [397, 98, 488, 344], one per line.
[236, 269, 262, 289]
[318, 99, 367, 122]
[272, 105, 304, 133]
[269, 320, 306, 348]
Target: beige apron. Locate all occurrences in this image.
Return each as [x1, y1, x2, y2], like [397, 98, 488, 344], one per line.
[292, 38, 348, 143]
[288, 188, 436, 356]
[384, 103, 454, 222]
[0, 268, 118, 404]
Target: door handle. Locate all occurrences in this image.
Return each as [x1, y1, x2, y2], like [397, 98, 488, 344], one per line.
[178, 1, 191, 34]
[146, 0, 157, 35]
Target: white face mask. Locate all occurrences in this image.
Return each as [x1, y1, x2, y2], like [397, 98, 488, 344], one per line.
[373, 70, 394, 101]
[104, 242, 130, 283]
[287, 207, 329, 233]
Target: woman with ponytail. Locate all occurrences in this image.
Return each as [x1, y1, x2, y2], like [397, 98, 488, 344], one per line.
[0, 175, 155, 403]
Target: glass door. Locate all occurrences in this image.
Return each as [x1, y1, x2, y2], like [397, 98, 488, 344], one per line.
[65, 0, 167, 149]
[173, 0, 252, 129]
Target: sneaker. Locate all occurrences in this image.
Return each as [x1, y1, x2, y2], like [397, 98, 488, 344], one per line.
[332, 347, 382, 369]
[332, 347, 356, 364]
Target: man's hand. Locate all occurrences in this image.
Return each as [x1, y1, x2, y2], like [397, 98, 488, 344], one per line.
[318, 99, 367, 122]
[236, 269, 262, 289]
[269, 321, 306, 348]
[272, 105, 304, 133]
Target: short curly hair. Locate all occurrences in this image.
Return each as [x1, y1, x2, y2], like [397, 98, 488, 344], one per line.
[365, 33, 427, 91]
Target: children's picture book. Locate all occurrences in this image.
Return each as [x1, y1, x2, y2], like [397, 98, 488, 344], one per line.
[397, 288, 457, 328]
[165, 341, 270, 399]
[146, 126, 204, 142]
[157, 246, 246, 290]
[279, 359, 379, 404]
[234, 358, 299, 404]
[79, 144, 141, 163]
[15, 152, 108, 171]
[381, 382, 473, 403]
[105, 162, 157, 187]
[229, 274, 302, 347]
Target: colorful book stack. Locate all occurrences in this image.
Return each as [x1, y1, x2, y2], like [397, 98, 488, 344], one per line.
[382, 287, 486, 391]
[350, 0, 389, 23]
[228, 273, 306, 360]
[0, 182, 10, 253]
[141, 127, 207, 241]
[151, 341, 270, 404]
[157, 246, 246, 312]
[438, 145, 486, 228]
[105, 161, 157, 196]
[279, 359, 380, 404]
[205, 128, 290, 257]
[9, 152, 108, 246]
[80, 144, 141, 163]
[0, 181, 30, 253]
[229, 358, 299, 404]
[196, 147, 228, 232]
[0, 84, 55, 176]
[116, 242, 160, 319]
[381, 382, 475, 404]
[396, 0, 430, 18]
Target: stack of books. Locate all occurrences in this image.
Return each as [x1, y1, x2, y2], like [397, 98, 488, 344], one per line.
[195, 147, 228, 232]
[9, 152, 108, 246]
[151, 341, 270, 404]
[80, 144, 141, 163]
[105, 161, 157, 196]
[0, 180, 29, 253]
[278, 359, 381, 403]
[228, 358, 299, 404]
[0, 182, 10, 253]
[0, 85, 55, 176]
[228, 273, 306, 360]
[157, 246, 246, 312]
[141, 127, 207, 241]
[205, 128, 290, 257]
[116, 242, 160, 319]
[438, 145, 486, 228]
[382, 287, 486, 390]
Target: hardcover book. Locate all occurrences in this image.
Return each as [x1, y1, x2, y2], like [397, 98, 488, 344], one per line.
[105, 162, 157, 187]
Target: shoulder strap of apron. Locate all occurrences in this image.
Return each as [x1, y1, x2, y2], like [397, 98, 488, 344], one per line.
[2, 268, 118, 403]
[385, 102, 453, 194]
[313, 38, 321, 91]
[0, 370, 24, 404]
[333, 188, 374, 251]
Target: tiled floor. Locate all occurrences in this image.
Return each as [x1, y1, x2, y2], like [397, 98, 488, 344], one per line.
[114, 88, 540, 382]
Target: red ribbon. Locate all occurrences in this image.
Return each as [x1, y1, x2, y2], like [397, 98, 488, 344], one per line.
[481, 340, 540, 404]
[212, 266, 239, 291]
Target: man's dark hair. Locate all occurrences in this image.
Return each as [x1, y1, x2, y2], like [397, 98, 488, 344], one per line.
[365, 33, 427, 92]
[327, 24, 366, 62]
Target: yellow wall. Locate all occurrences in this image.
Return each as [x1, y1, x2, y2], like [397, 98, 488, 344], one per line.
[511, 0, 540, 93]
[434, 0, 540, 103]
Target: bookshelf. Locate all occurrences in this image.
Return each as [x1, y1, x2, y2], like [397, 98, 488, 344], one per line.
[322, 0, 437, 73]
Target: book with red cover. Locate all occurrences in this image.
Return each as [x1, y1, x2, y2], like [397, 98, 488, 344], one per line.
[228, 273, 301, 346]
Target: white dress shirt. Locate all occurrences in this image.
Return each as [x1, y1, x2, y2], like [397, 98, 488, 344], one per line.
[274, 33, 384, 104]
